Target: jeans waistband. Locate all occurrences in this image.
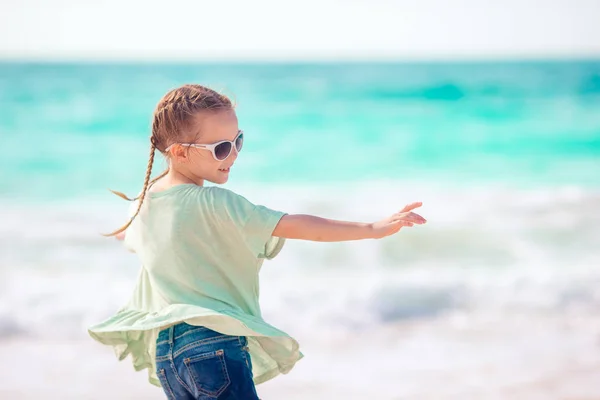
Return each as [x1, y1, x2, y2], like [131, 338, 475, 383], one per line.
[156, 322, 213, 344]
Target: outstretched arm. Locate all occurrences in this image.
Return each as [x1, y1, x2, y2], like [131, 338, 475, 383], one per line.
[272, 202, 426, 242]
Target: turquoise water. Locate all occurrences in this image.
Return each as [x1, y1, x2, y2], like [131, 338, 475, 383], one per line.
[1, 61, 599, 200]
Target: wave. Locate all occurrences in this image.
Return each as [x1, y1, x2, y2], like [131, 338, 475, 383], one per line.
[2, 182, 599, 267]
[0, 182, 598, 339]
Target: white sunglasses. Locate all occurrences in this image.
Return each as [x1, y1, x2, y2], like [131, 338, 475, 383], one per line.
[165, 130, 244, 161]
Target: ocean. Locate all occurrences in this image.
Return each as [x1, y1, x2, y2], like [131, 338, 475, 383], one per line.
[1, 61, 599, 399]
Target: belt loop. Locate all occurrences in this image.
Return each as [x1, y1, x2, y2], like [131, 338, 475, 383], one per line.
[168, 325, 175, 344]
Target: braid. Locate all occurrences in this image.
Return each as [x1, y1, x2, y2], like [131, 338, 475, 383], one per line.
[108, 169, 168, 201]
[108, 135, 169, 202]
[103, 142, 156, 237]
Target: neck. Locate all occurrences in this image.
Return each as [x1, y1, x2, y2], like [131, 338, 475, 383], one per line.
[165, 168, 204, 188]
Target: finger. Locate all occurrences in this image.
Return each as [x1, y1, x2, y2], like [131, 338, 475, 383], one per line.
[392, 220, 414, 227]
[395, 212, 426, 224]
[407, 212, 426, 224]
[400, 202, 422, 213]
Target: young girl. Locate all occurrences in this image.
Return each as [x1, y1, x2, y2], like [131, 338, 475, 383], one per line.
[88, 84, 426, 400]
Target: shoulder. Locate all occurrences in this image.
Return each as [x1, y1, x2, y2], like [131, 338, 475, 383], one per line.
[166, 184, 245, 208]
[205, 185, 236, 198]
[203, 186, 258, 224]
[204, 186, 253, 205]
[170, 184, 239, 204]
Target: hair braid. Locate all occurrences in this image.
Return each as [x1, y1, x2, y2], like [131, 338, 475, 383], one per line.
[103, 142, 156, 236]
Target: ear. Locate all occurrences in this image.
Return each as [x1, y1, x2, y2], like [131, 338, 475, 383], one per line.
[170, 144, 189, 162]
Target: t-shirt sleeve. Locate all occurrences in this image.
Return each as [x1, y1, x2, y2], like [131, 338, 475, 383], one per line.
[210, 187, 287, 259]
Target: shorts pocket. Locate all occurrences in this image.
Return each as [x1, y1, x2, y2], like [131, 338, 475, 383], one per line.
[157, 368, 177, 400]
[184, 349, 231, 398]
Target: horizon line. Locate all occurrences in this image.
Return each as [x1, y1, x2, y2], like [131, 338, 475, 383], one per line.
[2, 53, 600, 64]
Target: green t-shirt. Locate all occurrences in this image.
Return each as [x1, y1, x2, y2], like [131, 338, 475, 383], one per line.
[88, 184, 303, 387]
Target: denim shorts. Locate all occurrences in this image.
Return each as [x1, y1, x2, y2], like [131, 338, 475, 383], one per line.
[155, 322, 260, 400]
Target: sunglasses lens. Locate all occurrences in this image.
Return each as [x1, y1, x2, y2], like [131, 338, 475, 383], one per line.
[214, 142, 232, 160]
[235, 133, 244, 152]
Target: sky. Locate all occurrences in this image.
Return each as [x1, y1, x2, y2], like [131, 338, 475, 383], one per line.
[1, 0, 599, 61]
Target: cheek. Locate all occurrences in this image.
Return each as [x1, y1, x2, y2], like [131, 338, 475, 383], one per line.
[189, 152, 220, 169]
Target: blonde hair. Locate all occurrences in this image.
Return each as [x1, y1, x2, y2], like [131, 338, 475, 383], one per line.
[104, 84, 233, 237]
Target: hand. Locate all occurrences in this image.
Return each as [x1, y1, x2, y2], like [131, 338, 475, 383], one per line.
[369, 202, 426, 239]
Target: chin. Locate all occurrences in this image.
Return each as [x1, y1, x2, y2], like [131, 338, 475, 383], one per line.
[208, 175, 229, 185]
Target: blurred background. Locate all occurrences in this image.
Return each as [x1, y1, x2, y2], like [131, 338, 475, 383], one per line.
[1, 0, 600, 399]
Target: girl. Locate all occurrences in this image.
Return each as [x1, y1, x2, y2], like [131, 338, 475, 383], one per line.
[88, 84, 426, 400]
